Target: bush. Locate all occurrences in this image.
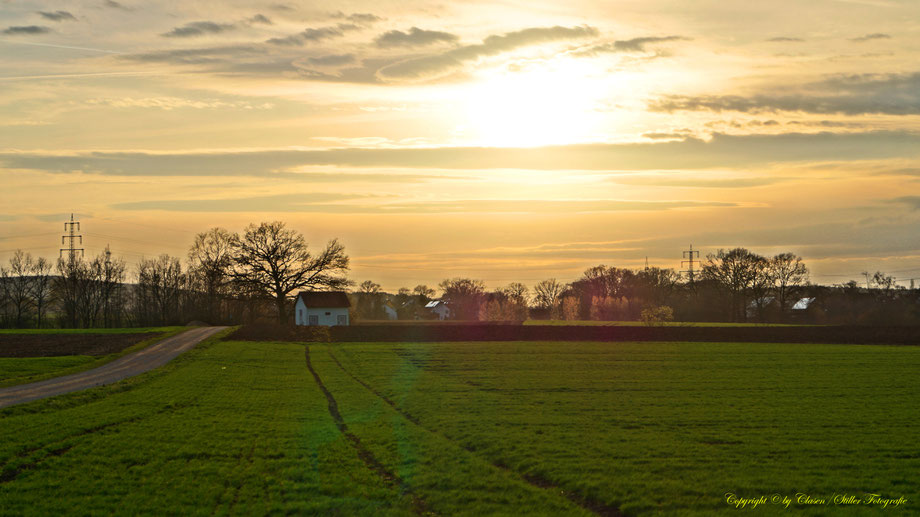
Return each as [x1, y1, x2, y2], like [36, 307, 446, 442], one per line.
[640, 305, 674, 326]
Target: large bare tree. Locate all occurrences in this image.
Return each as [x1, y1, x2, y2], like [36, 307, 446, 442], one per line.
[232, 221, 349, 324]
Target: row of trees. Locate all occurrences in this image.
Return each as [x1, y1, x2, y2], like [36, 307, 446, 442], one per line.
[0, 222, 349, 328]
[354, 248, 918, 324]
[3, 237, 917, 327]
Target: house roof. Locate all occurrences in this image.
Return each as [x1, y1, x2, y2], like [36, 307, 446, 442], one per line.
[425, 300, 446, 308]
[297, 291, 351, 308]
[792, 297, 816, 310]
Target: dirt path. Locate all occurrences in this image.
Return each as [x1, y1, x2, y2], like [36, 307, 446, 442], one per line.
[0, 326, 227, 409]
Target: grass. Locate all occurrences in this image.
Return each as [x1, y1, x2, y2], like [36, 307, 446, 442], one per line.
[524, 319, 809, 327]
[0, 327, 187, 388]
[1, 338, 917, 515]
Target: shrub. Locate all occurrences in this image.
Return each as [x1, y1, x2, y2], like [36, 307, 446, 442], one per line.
[641, 305, 674, 326]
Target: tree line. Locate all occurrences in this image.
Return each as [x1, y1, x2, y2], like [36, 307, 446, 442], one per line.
[2, 235, 917, 328]
[351, 248, 919, 325]
[0, 222, 348, 328]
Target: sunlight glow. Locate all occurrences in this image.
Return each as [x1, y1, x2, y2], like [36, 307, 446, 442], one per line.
[459, 59, 610, 147]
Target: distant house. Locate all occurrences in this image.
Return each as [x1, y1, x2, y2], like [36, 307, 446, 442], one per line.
[295, 291, 350, 326]
[792, 297, 816, 311]
[425, 300, 450, 320]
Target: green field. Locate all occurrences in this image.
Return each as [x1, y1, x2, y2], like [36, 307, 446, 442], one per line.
[0, 327, 186, 388]
[1, 337, 917, 515]
[524, 320, 807, 327]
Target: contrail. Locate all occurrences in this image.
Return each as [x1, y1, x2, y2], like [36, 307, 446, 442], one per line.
[0, 71, 161, 81]
[0, 39, 122, 54]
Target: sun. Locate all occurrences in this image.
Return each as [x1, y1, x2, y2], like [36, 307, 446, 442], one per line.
[458, 59, 608, 147]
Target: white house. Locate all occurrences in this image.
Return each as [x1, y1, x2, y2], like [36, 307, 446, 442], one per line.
[295, 291, 351, 326]
[425, 300, 450, 320]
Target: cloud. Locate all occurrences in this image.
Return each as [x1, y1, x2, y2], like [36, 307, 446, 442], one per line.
[610, 176, 787, 189]
[306, 54, 355, 66]
[893, 196, 920, 210]
[83, 96, 274, 110]
[266, 24, 358, 46]
[37, 11, 77, 22]
[3, 26, 51, 35]
[162, 21, 237, 38]
[121, 44, 266, 65]
[3, 132, 918, 177]
[850, 33, 891, 42]
[346, 13, 382, 24]
[378, 25, 598, 80]
[109, 194, 736, 214]
[766, 37, 803, 42]
[247, 14, 272, 25]
[651, 71, 920, 115]
[103, 0, 130, 9]
[375, 27, 459, 48]
[573, 35, 688, 56]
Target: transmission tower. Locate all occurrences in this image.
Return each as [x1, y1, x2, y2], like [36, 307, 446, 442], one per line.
[681, 244, 699, 283]
[60, 213, 84, 263]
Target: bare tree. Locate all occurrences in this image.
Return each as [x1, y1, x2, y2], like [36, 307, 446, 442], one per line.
[30, 257, 54, 328]
[1, 251, 34, 327]
[533, 278, 565, 319]
[135, 255, 185, 326]
[188, 227, 236, 323]
[97, 249, 127, 327]
[701, 248, 768, 322]
[770, 253, 808, 315]
[232, 221, 349, 324]
[503, 282, 530, 305]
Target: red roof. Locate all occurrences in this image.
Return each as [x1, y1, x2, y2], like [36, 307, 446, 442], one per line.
[297, 291, 351, 308]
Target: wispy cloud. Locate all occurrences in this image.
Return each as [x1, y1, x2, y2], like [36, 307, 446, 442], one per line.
[3, 26, 51, 35]
[37, 11, 77, 22]
[651, 72, 920, 115]
[4, 132, 918, 177]
[110, 194, 737, 214]
[573, 35, 688, 56]
[377, 25, 599, 80]
[766, 36, 803, 42]
[102, 0, 131, 10]
[850, 33, 891, 42]
[162, 21, 237, 38]
[247, 14, 272, 25]
[266, 24, 360, 46]
[375, 27, 459, 48]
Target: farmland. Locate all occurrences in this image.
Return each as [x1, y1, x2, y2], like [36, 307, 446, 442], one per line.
[1, 336, 918, 515]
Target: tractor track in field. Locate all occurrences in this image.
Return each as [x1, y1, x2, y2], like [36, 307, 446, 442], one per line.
[304, 346, 432, 517]
[0, 400, 194, 485]
[327, 349, 625, 517]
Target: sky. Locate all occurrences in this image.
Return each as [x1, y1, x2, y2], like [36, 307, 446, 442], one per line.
[1, 0, 919, 291]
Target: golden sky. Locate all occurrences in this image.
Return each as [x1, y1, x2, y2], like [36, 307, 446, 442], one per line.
[1, 0, 919, 290]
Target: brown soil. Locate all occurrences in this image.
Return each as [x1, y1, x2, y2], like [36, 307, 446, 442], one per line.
[0, 333, 155, 358]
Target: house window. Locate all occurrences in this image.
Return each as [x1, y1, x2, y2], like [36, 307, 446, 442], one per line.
[298, 309, 304, 323]
[325, 312, 331, 316]
[337, 315, 347, 325]
[309, 315, 319, 326]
